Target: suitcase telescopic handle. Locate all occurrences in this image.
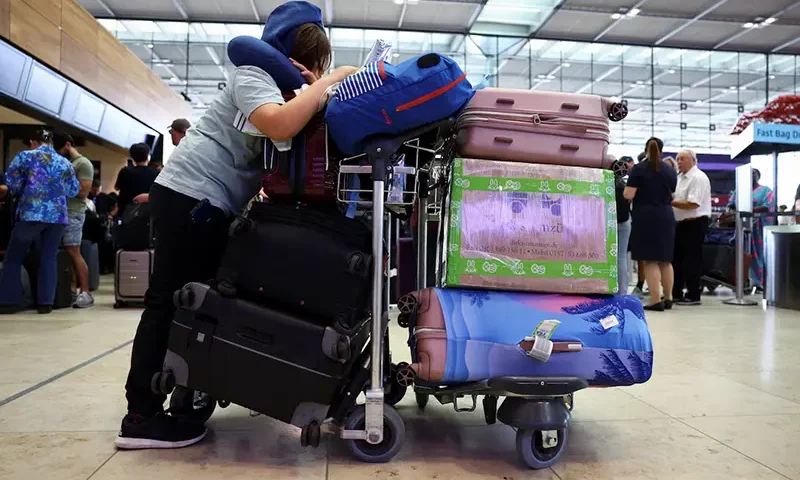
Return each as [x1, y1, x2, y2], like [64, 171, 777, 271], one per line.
[561, 144, 580, 152]
[561, 102, 580, 111]
[496, 97, 515, 106]
[494, 136, 514, 144]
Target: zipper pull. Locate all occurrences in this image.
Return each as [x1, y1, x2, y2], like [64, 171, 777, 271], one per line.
[532, 114, 541, 125]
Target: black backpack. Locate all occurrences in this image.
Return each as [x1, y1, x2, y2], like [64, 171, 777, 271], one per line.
[117, 203, 152, 251]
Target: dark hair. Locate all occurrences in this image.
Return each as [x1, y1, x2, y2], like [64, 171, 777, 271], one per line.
[291, 23, 332, 74]
[752, 168, 761, 182]
[25, 128, 52, 146]
[646, 137, 662, 171]
[129, 143, 150, 164]
[52, 131, 75, 151]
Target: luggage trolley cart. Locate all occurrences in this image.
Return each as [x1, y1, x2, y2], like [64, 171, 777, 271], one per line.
[392, 156, 589, 470]
[152, 119, 456, 465]
[329, 117, 457, 461]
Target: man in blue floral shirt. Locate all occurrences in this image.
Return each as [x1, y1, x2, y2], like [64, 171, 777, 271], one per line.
[0, 129, 79, 314]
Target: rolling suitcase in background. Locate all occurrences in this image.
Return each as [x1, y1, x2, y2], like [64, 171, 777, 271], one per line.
[115, 249, 153, 308]
[81, 240, 100, 292]
[164, 282, 370, 427]
[456, 88, 627, 168]
[216, 202, 373, 332]
[25, 248, 73, 309]
[399, 288, 653, 386]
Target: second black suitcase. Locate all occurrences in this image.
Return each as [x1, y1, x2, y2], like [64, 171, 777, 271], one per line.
[216, 202, 373, 332]
[165, 282, 369, 425]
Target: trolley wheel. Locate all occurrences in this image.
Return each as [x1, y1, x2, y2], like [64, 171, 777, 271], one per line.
[216, 280, 237, 297]
[151, 371, 175, 396]
[302, 421, 321, 448]
[516, 428, 568, 470]
[169, 386, 216, 423]
[564, 393, 574, 412]
[397, 294, 418, 315]
[706, 284, 718, 293]
[415, 392, 429, 410]
[218, 399, 231, 409]
[384, 363, 409, 406]
[113, 301, 124, 309]
[395, 363, 416, 388]
[343, 404, 406, 463]
[397, 314, 410, 329]
[607, 102, 628, 122]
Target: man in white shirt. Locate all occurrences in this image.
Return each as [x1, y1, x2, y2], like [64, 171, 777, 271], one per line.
[671, 149, 712, 305]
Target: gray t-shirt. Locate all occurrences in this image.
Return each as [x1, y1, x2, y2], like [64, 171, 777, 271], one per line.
[156, 66, 284, 214]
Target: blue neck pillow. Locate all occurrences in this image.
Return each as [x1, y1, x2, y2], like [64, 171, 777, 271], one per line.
[227, 36, 304, 92]
[227, 1, 323, 92]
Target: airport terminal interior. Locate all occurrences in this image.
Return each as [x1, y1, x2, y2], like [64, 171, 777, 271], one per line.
[2, 0, 800, 479]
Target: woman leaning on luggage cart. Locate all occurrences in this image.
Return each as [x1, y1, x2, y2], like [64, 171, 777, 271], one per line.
[114, 1, 360, 451]
[624, 137, 678, 311]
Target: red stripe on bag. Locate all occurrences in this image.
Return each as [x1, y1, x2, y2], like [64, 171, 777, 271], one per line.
[395, 73, 467, 112]
[378, 61, 387, 80]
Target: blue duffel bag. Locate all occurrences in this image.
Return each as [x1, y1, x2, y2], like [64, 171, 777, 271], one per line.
[325, 53, 474, 156]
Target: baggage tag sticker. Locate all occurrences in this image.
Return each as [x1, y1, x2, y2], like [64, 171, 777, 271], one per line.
[525, 320, 560, 362]
[600, 315, 619, 330]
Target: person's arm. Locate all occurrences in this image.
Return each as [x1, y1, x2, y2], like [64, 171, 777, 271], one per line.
[133, 193, 149, 203]
[672, 176, 700, 210]
[623, 166, 640, 201]
[75, 159, 93, 200]
[114, 167, 125, 192]
[63, 162, 79, 198]
[245, 66, 358, 142]
[5, 153, 28, 195]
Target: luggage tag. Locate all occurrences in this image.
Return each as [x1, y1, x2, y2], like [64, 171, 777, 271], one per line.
[523, 319, 560, 362]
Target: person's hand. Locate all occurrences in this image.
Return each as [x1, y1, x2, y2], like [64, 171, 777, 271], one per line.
[329, 66, 360, 82]
[290, 58, 319, 85]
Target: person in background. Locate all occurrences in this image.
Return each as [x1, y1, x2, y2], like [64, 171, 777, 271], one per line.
[88, 179, 102, 202]
[663, 156, 677, 172]
[671, 149, 711, 306]
[115, 143, 159, 217]
[148, 161, 164, 173]
[116, 0, 359, 451]
[725, 168, 775, 291]
[632, 151, 648, 297]
[612, 158, 632, 294]
[0, 173, 7, 200]
[624, 137, 678, 311]
[0, 130, 79, 314]
[53, 132, 95, 309]
[169, 118, 191, 147]
[777, 205, 793, 226]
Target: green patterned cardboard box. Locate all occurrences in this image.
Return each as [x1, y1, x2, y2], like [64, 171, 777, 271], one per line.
[440, 158, 619, 295]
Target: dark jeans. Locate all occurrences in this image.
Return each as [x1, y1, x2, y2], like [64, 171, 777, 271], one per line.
[673, 216, 708, 301]
[124, 184, 231, 416]
[0, 221, 65, 306]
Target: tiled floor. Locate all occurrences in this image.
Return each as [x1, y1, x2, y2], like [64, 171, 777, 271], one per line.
[2, 278, 800, 480]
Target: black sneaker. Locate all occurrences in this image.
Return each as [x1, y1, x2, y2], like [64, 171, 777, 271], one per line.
[676, 298, 702, 306]
[115, 412, 207, 450]
[37, 305, 53, 314]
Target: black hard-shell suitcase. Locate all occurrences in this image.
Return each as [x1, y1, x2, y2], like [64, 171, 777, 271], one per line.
[165, 282, 369, 425]
[81, 240, 100, 291]
[25, 248, 73, 309]
[216, 202, 373, 332]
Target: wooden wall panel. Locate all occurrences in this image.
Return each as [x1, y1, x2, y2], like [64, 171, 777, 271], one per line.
[60, 31, 98, 88]
[10, 0, 60, 67]
[0, 0, 9, 39]
[21, 0, 60, 27]
[61, 0, 97, 54]
[1, 0, 189, 136]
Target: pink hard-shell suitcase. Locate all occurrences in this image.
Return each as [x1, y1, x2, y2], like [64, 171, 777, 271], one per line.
[456, 88, 628, 168]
